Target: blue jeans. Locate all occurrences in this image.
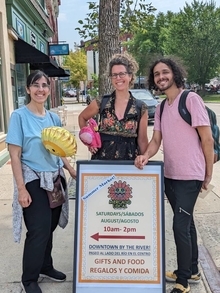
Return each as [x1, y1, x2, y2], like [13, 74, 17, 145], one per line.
[21, 179, 62, 285]
[165, 178, 202, 287]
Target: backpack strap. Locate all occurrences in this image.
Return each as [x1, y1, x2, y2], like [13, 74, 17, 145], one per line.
[135, 98, 143, 124]
[48, 111, 55, 125]
[178, 90, 201, 138]
[100, 93, 143, 118]
[178, 90, 192, 125]
[100, 94, 112, 114]
[160, 90, 192, 125]
[206, 106, 220, 161]
[159, 98, 167, 121]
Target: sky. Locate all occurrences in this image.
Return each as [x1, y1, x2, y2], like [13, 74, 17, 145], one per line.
[58, 0, 220, 50]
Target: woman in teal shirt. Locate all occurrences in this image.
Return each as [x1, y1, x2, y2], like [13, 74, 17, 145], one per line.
[6, 70, 76, 293]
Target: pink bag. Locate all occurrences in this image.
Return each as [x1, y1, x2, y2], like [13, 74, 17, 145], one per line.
[79, 118, 101, 148]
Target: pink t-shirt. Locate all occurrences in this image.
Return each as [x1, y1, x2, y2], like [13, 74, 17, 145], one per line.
[154, 90, 210, 180]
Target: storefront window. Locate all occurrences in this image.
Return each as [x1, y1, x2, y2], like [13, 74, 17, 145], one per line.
[38, 0, 45, 9]
[16, 64, 27, 108]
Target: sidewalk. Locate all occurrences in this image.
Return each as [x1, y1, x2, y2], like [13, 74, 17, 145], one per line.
[0, 103, 219, 293]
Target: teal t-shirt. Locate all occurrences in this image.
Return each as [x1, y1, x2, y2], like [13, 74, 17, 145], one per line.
[6, 106, 64, 172]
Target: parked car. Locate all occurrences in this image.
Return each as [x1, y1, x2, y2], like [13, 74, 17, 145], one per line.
[65, 88, 77, 97]
[130, 89, 159, 119]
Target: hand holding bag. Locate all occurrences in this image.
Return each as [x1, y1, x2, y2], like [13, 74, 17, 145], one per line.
[34, 169, 65, 208]
[46, 170, 65, 208]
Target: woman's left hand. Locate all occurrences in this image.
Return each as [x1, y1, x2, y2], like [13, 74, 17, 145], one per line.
[69, 167, 77, 179]
[61, 157, 77, 179]
[88, 146, 98, 154]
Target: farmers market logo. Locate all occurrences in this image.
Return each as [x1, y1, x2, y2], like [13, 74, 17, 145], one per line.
[108, 180, 132, 209]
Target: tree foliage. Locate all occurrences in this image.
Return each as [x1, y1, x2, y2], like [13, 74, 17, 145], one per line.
[75, 0, 155, 95]
[63, 50, 87, 87]
[163, 0, 220, 86]
[127, 1, 220, 87]
[75, 0, 156, 41]
[127, 12, 175, 75]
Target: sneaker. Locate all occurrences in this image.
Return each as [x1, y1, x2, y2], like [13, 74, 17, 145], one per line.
[166, 271, 201, 284]
[21, 281, 42, 293]
[170, 283, 190, 293]
[39, 268, 66, 282]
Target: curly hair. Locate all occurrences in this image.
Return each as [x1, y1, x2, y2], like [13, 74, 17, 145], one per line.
[108, 52, 139, 87]
[148, 58, 186, 90]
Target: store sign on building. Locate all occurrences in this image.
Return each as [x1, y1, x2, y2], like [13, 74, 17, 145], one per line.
[30, 31, 37, 48]
[16, 19, 25, 39]
[49, 44, 69, 56]
[59, 69, 70, 81]
[40, 41, 45, 53]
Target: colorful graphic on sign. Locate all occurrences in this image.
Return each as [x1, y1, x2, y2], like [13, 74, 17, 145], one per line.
[108, 180, 133, 209]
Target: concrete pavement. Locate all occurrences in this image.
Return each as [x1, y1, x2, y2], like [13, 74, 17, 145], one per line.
[0, 101, 220, 293]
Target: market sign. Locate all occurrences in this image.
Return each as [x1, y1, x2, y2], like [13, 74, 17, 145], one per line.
[49, 44, 69, 56]
[73, 161, 165, 293]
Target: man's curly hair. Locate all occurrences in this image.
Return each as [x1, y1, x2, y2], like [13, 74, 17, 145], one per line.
[148, 58, 186, 90]
[108, 52, 139, 87]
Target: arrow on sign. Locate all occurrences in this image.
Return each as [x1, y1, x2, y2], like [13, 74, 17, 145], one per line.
[91, 233, 145, 241]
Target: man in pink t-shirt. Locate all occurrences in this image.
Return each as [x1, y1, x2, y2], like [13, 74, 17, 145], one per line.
[135, 58, 214, 293]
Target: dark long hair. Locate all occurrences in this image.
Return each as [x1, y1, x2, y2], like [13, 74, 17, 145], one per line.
[148, 58, 186, 90]
[26, 70, 50, 88]
[26, 70, 50, 103]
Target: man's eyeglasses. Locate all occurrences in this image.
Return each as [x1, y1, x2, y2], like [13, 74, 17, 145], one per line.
[30, 83, 50, 89]
[110, 72, 130, 79]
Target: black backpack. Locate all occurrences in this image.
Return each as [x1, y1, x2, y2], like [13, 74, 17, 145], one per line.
[99, 94, 143, 124]
[160, 90, 220, 163]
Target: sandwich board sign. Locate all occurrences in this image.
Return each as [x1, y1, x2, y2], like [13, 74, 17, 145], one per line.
[73, 160, 165, 293]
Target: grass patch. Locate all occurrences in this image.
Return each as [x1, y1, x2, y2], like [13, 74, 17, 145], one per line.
[158, 93, 220, 103]
[201, 94, 220, 103]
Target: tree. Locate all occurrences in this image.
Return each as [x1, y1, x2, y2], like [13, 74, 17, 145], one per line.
[63, 49, 87, 88]
[163, 0, 220, 87]
[127, 11, 175, 77]
[75, 0, 155, 95]
[98, 0, 121, 95]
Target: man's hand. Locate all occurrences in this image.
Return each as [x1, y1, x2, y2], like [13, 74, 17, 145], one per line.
[134, 155, 149, 170]
[201, 175, 212, 191]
